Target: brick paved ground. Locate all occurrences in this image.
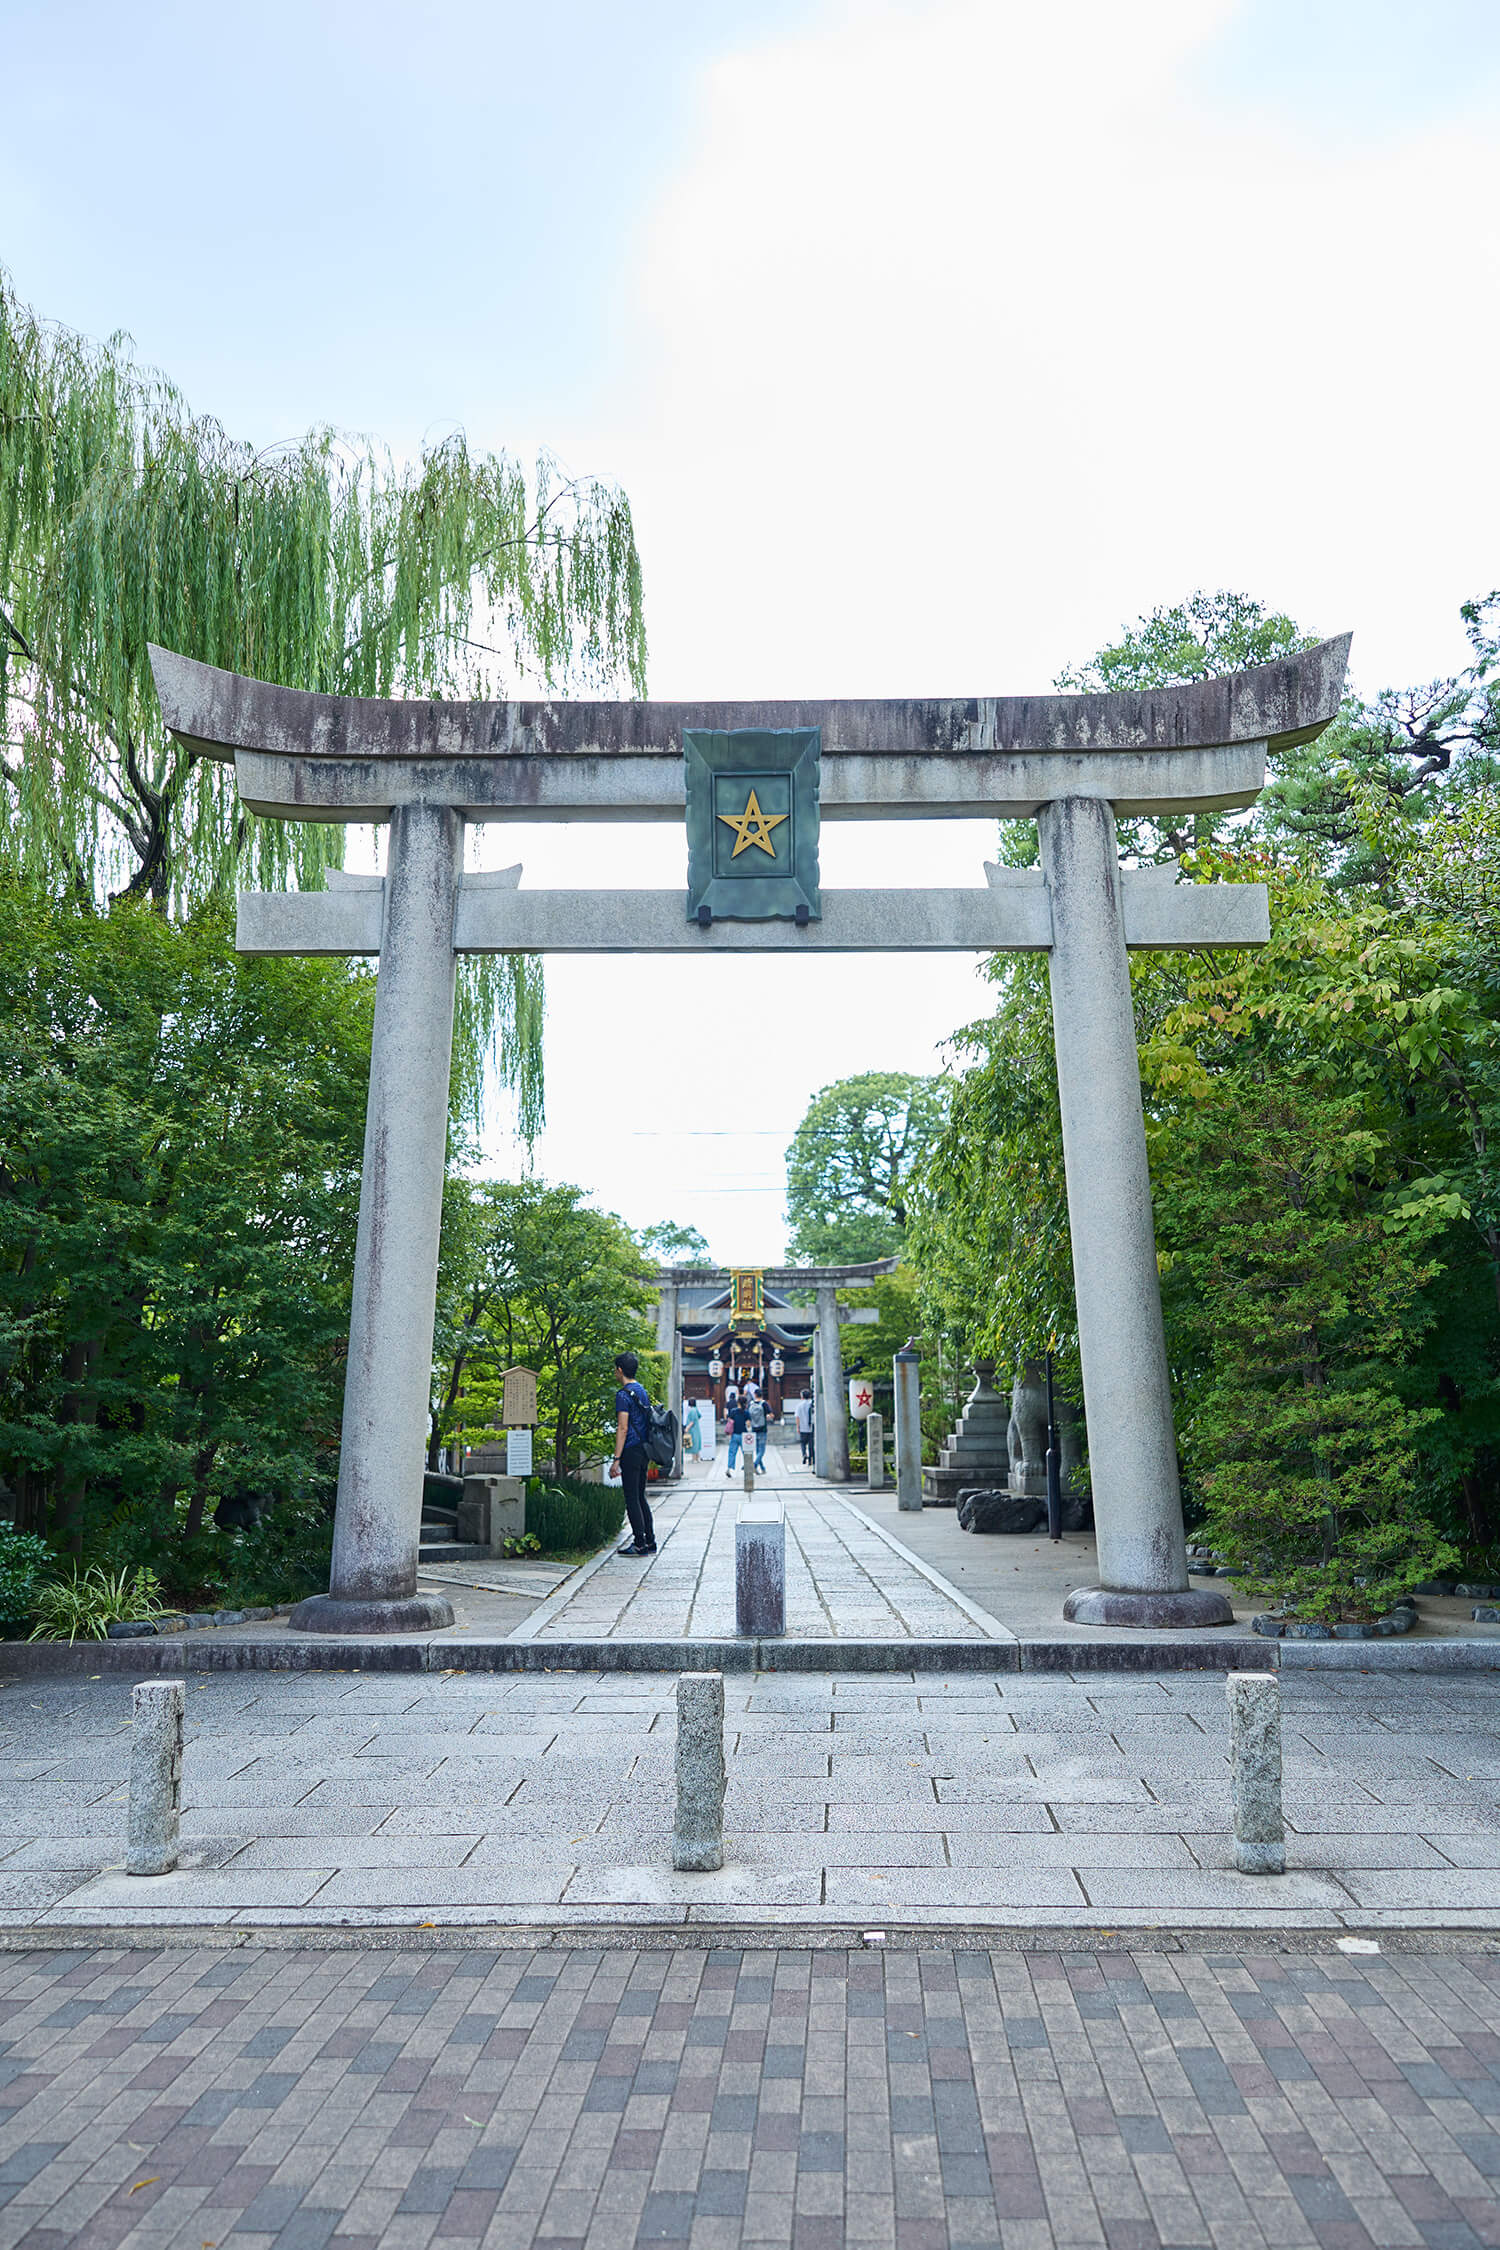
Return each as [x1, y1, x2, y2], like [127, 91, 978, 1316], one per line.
[0, 1940, 1498, 2249]
[4, 1671, 1500, 1929]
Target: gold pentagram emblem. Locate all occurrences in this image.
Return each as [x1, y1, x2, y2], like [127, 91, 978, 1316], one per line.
[716, 787, 788, 859]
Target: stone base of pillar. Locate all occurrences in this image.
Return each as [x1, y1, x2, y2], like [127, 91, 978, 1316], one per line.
[288, 1591, 456, 1635]
[1062, 1586, 1234, 1629]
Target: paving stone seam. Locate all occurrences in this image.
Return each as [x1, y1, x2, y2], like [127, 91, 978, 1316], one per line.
[836, 1501, 1017, 1643]
[2, 1920, 1499, 1954]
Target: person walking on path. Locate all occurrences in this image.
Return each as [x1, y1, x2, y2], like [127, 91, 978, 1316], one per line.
[724, 1395, 750, 1476]
[610, 1351, 657, 1556]
[748, 1390, 770, 1474]
[794, 1389, 815, 1466]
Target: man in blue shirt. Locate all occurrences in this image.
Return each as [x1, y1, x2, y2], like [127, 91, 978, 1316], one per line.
[610, 1351, 657, 1557]
[724, 1396, 750, 1476]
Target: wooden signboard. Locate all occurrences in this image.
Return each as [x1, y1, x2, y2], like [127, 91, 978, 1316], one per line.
[501, 1366, 539, 1427]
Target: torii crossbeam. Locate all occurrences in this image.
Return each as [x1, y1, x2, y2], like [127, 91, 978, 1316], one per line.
[150, 637, 1350, 1635]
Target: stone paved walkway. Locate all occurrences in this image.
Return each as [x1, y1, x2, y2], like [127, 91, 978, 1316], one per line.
[518, 1461, 1001, 1645]
[0, 1939, 1498, 2250]
[4, 1670, 1500, 1931]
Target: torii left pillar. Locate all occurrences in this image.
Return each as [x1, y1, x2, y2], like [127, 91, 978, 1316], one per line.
[291, 803, 461, 1633]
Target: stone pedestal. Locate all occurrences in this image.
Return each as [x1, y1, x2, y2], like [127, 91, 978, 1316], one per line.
[922, 1360, 1012, 1506]
[736, 1497, 785, 1635]
[453, 1475, 526, 1553]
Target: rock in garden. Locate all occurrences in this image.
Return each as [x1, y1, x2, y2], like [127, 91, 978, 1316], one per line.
[961, 1489, 1047, 1535]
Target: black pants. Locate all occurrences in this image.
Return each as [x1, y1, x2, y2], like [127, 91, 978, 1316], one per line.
[619, 1444, 655, 1549]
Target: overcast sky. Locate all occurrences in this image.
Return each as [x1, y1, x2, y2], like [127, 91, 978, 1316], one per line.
[8, 0, 1500, 1259]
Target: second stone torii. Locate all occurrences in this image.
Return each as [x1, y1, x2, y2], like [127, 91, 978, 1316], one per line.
[148, 636, 1350, 1634]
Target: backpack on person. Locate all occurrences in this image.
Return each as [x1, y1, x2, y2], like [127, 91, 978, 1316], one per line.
[643, 1397, 678, 1469]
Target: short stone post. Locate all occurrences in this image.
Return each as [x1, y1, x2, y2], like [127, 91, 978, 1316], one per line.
[674, 1672, 725, 1871]
[1227, 1671, 1285, 1875]
[866, 1410, 885, 1489]
[736, 1497, 785, 1636]
[128, 1679, 185, 1876]
[894, 1345, 923, 1512]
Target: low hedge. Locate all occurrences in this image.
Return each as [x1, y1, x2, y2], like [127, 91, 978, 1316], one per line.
[525, 1474, 626, 1557]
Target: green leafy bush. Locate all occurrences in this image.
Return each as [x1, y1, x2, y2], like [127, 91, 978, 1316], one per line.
[0, 1525, 56, 1634]
[217, 1497, 335, 1609]
[28, 1565, 166, 1642]
[525, 1475, 626, 1558]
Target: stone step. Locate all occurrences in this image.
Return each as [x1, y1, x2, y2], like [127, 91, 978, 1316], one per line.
[17, 1630, 1463, 1676]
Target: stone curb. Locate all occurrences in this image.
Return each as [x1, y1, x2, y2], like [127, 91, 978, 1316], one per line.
[5, 1632, 1500, 1676]
[0, 1920, 1497, 1957]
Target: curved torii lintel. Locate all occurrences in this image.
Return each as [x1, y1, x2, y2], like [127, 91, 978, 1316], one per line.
[146, 638, 1352, 822]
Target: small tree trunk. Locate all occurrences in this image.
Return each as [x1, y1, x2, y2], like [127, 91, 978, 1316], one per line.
[54, 1334, 101, 1551]
[183, 1443, 218, 1540]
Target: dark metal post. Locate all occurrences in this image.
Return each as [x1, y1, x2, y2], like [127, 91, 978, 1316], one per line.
[1045, 1346, 1062, 1543]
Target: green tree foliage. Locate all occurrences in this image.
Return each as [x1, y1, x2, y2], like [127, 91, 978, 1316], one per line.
[837, 1264, 964, 1463]
[911, 592, 1500, 1604]
[641, 1220, 712, 1265]
[0, 269, 646, 905]
[0, 269, 649, 1135]
[784, 1071, 949, 1265]
[428, 1180, 656, 1476]
[0, 883, 370, 1582]
[1056, 589, 1309, 696]
[1139, 866, 1463, 1615]
[909, 961, 1077, 1392]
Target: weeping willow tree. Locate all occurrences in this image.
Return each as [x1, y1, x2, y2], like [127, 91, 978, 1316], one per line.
[0, 270, 648, 1133]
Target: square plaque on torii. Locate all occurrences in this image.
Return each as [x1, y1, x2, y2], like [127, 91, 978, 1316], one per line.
[684, 727, 821, 924]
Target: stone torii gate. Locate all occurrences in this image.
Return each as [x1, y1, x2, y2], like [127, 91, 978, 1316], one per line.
[654, 1260, 893, 1482]
[149, 635, 1349, 1634]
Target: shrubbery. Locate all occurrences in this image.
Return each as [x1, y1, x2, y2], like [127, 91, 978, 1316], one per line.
[0, 1525, 55, 1634]
[27, 1564, 166, 1643]
[217, 1496, 336, 1610]
[525, 1474, 626, 1557]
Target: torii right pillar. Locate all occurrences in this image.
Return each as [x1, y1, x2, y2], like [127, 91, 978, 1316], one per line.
[1039, 796, 1231, 1628]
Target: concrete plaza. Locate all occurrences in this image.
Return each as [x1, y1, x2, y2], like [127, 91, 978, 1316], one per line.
[4, 1667, 1500, 1934]
[7, 1470, 1500, 2248]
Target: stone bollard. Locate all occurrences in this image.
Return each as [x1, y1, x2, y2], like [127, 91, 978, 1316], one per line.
[1227, 1671, 1285, 1875]
[128, 1679, 185, 1876]
[674, 1672, 726, 1871]
[866, 1412, 885, 1490]
[736, 1497, 786, 1636]
[894, 1345, 923, 1511]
